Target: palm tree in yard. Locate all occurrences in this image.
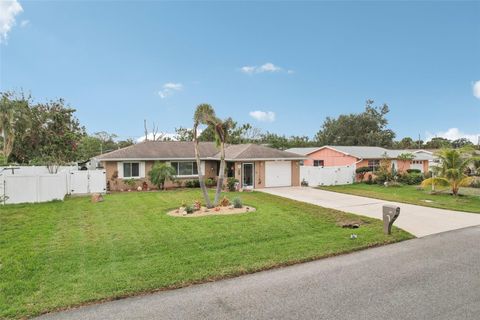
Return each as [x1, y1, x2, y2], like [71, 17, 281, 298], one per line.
[193, 104, 217, 208]
[212, 118, 233, 206]
[421, 148, 477, 196]
[148, 162, 177, 190]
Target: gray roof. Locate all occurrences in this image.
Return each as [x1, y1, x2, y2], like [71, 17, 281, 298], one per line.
[285, 147, 322, 156]
[96, 141, 304, 161]
[286, 146, 434, 160]
[222, 144, 304, 160]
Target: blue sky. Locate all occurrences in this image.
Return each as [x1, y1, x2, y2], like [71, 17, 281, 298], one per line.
[1, 0, 479, 143]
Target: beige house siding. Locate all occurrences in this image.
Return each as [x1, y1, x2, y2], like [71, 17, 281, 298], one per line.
[254, 161, 265, 189]
[104, 159, 298, 191]
[104, 160, 218, 191]
[291, 160, 300, 186]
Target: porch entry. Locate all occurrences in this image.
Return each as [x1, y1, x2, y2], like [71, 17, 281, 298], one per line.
[242, 163, 254, 188]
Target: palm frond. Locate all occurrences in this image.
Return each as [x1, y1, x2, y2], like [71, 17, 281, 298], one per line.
[421, 177, 449, 188]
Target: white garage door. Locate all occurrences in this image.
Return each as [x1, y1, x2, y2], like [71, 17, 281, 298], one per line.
[265, 161, 292, 187]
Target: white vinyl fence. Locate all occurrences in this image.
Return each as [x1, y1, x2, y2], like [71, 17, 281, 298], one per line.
[300, 165, 355, 186]
[0, 167, 106, 205]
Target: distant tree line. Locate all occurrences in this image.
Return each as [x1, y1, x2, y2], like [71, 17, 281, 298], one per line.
[1, 91, 477, 166]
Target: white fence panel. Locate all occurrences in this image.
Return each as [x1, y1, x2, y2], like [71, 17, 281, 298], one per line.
[70, 170, 106, 195]
[88, 170, 107, 193]
[3, 176, 38, 203]
[2, 174, 68, 204]
[39, 174, 68, 202]
[0, 167, 106, 204]
[300, 165, 355, 186]
[70, 171, 89, 194]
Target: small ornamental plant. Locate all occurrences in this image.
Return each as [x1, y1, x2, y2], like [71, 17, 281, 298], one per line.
[185, 205, 194, 214]
[233, 197, 243, 208]
[220, 196, 230, 207]
[193, 200, 202, 211]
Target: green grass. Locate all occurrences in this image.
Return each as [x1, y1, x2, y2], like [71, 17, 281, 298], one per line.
[0, 190, 412, 319]
[319, 184, 480, 213]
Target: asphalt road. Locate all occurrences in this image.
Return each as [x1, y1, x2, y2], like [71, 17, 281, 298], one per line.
[37, 226, 480, 320]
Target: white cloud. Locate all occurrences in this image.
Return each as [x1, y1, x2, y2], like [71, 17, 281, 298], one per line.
[0, 0, 23, 43]
[137, 132, 179, 142]
[249, 110, 276, 122]
[473, 80, 480, 99]
[158, 82, 183, 99]
[240, 62, 291, 75]
[426, 128, 480, 144]
[20, 19, 29, 27]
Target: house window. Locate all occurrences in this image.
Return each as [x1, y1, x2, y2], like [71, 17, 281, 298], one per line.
[171, 161, 198, 176]
[313, 160, 324, 167]
[123, 162, 140, 178]
[368, 160, 380, 171]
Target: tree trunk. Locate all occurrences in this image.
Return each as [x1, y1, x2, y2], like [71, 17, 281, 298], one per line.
[213, 141, 225, 206]
[194, 127, 213, 208]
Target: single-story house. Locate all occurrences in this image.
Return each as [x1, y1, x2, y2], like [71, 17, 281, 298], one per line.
[95, 141, 304, 191]
[286, 146, 434, 181]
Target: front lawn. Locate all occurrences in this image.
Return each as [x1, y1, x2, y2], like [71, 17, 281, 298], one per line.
[319, 184, 480, 213]
[0, 190, 411, 319]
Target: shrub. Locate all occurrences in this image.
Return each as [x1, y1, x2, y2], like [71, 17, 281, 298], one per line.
[398, 172, 424, 185]
[185, 180, 201, 188]
[356, 166, 372, 182]
[220, 196, 230, 207]
[227, 177, 238, 192]
[205, 178, 216, 187]
[366, 175, 374, 185]
[193, 200, 201, 211]
[470, 177, 480, 188]
[233, 197, 242, 208]
[185, 205, 194, 214]
[175, 180, 184, 188]
[406, 169, 421, 174]
[124, 178, 137, 189]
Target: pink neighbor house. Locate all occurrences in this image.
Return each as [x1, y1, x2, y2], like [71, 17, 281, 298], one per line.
[286, 146, 433, 181]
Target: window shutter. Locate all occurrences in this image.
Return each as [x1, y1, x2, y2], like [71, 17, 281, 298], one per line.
[117, 162, 124, 178]
[139, 162, 145, 178]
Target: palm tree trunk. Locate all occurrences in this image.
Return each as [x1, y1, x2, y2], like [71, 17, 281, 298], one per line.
[213, 141, 225, 206]
[194, 127, 213, 208]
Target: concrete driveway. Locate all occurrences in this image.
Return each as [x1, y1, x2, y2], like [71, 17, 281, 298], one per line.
[36, 226, 480, 320]
[259, 187, 480, 237]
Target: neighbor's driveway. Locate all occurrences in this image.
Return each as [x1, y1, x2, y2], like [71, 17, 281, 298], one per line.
[259, 187, 480, 237]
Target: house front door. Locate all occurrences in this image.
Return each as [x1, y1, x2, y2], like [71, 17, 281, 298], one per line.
[242, 163, 254, 189]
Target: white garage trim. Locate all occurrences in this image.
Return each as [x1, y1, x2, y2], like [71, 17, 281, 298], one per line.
[265, 161, 292, 187]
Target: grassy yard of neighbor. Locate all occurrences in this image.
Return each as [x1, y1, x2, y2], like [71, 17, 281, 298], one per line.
[319, 184, 480, 213]
[1, 190, 411, 319]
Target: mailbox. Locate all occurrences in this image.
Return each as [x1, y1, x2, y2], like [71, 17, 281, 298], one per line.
[382, 205, 400, 235]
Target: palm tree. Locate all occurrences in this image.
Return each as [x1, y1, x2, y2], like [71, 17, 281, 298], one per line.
[421, 148, 477, 196]
[193, 104, 217, 208]
[148, 162, 177, 190]
[212, 118, 233, 206]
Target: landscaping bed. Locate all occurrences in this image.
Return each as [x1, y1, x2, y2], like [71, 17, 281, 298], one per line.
[0, 189, 412, 319]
